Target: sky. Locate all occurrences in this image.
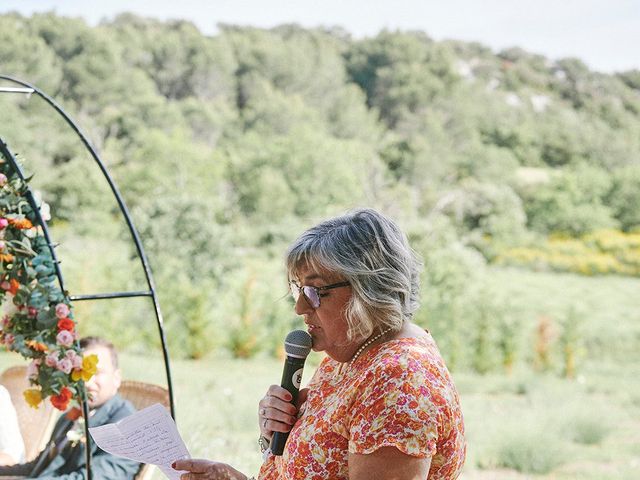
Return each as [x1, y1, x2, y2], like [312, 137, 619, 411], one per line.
[1, 0, 639, 73]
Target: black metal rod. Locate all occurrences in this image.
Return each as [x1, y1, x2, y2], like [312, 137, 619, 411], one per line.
[0, 87, 34, 94]
[70, 291, 153, 301]
[0, 74, 174, 419]
[0, 136, 92, 479]
[1, 75, 178, 480]
[0, 138, 68, 293]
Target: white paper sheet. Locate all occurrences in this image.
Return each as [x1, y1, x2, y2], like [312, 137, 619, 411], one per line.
[89, 403, 190, 480]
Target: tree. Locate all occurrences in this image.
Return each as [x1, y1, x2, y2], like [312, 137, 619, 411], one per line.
[607, 166, 640, 230]
[524, 165, 618, 235]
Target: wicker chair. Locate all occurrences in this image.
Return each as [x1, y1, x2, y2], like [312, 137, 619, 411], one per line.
[0, 366, 170, 480]
[118, 380, 171, 480]
[0, 365, 58, 462]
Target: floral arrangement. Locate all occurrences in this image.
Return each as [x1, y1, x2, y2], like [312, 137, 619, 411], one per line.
[0, 150, 96, 412]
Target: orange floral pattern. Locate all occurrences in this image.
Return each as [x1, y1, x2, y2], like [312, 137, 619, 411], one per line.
[259, 333, 466, 479]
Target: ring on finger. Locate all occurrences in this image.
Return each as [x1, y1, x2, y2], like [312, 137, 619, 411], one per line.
[260, 408, 266, 416]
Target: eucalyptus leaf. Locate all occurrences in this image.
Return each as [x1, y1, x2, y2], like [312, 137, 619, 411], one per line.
[13, 289, 29, 305]
[36, 307, 53, 323]
[37, 315, 57, 329]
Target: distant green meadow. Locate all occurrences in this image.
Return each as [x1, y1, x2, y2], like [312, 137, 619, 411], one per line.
[1, 267, 639, 479]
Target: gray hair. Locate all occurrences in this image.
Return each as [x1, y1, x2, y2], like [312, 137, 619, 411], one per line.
[286, 208, 422, 342]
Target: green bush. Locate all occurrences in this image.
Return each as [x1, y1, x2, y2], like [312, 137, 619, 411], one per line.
[523, 164, 618, 235]
[565, 413, 610, 445]
[496, 429, 567, 474]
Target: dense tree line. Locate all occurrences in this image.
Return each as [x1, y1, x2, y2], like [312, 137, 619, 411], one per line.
[0, 12, 638, 359]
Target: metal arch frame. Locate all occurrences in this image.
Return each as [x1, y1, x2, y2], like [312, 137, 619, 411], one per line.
[0, 74, 176, 479]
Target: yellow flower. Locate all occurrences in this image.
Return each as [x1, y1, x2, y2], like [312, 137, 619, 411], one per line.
[71, 353, 98, 382]
[24, 388, 42, 408]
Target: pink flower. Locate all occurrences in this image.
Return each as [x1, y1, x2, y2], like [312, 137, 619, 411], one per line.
[0, 173, 7, 186]
[27, 359, 41, 379]
[3, 333, 14, 345]
[57, 358, 73, 374]
[45, 351, 59, 367]
[55, 303, 70, 319]
[0, 218, 7, 229]
[56, 330, 74, 347]
[0, 281, 10, 291]
[27, 306, 38, 318]
[65, 349, 83, 369]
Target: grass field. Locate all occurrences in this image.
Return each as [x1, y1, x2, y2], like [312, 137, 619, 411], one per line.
[2, 267, 639, 479]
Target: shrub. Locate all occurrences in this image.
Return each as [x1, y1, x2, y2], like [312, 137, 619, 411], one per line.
[559, 306, 584, 378]
[495, 229, 640, 277]
[496, 429, 567, 474]
[533, 315, 557, 372]
[497, 314, 520, 375]
[417, 241, 487, 371]
[227, 274, 260, 359]
[565, 413, 610, 445]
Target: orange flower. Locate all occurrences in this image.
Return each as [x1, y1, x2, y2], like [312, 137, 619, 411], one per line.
[50, 386, 73, 411]
[8, 278, 20, 295]
[24, 388, 43, 408]
[0, 253, 13, 263]
[65, 407, 83, 421]
[57, 318, 75, 332]
[26, 339, 48, 352]
[8, 217, 33, 229]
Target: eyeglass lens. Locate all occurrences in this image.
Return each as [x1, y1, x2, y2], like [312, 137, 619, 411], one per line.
[290, 284, 321, 308]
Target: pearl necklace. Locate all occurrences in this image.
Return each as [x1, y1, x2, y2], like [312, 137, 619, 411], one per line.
[350, 326, 393, 364]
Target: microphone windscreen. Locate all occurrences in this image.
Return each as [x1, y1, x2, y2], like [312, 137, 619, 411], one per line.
[284, 329, 313, 359]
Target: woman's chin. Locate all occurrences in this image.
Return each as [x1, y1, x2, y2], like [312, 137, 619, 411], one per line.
[309, 333, 325, 351]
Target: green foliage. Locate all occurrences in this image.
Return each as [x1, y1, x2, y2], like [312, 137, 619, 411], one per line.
[495, 428, 567, 474]
[559, 306, 584, 378]
[563, 411, 610, 445]
[155, 273, 216, 360]
[0, 14, 62, 92]
[496, 314, 519, 374]
[1, 13, 639, 361]
[438, 180, 528, 258]
[523, 164, 618, 235]
[608, 165, 640, 231]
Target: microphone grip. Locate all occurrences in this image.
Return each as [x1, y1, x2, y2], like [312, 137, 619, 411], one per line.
[270, 356, 306, 455]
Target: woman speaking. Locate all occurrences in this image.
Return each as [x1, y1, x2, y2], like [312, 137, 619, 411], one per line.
[175, 208, 466, 480]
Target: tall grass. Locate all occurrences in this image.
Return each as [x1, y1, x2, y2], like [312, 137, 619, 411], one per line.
[1, 268, 639, 479]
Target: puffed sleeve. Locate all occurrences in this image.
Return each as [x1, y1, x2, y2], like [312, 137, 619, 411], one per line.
[347, 354, 439, 458]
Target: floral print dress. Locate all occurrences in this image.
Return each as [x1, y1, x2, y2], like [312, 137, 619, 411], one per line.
[259, 333, 466, 479]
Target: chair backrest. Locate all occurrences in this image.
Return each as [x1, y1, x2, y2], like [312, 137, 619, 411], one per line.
[0, 367, 170, 480]
[118, 380, 170, 480]
[0, 365, 58, 462]
[118, 380, 170, 412]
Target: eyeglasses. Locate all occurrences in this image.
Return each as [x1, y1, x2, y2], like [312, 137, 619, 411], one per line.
[289, 280, 350, 309]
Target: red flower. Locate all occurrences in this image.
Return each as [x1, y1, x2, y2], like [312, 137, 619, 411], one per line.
[65, 407, 83, 421]
[8, 278, 20, 295]
[57, 318, 75, 332]
[50, 387, 73, 411]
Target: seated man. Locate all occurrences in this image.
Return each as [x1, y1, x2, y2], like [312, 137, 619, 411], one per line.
[0, 384, 25, 465]
[0, 336, 140, 479]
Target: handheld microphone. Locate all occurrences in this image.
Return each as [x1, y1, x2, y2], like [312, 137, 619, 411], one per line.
[270, 329, 313, 456]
